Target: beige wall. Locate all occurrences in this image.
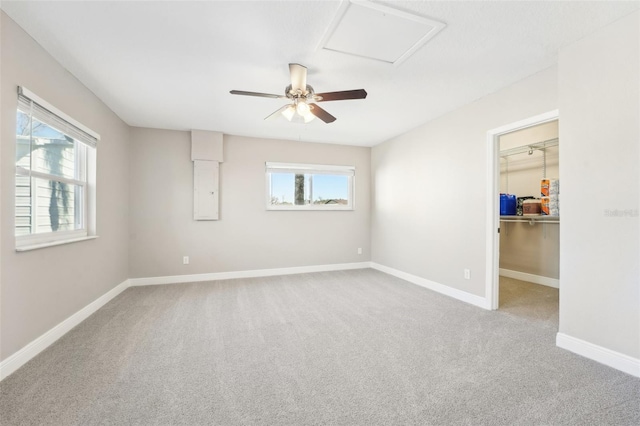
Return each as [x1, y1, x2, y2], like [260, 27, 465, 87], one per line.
[371, 66, 558, 297]
[558, 11, 639, 358]
[128, 129, 371, 278]
[0, 13, 130, 361]
[499, 121, 560, 279]
[499, 223, 559, 279]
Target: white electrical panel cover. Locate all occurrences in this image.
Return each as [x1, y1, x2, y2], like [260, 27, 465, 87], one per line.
[193, 160, 219, 220]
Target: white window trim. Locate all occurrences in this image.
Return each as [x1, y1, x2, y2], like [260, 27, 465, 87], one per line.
[15, 87, 99, 251]
[265, 162, 355, 211]
[16, 233, 98, 252]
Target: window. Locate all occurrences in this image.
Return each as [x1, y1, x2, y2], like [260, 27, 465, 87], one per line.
[266, 162, 355, 210]
[15, 87, 99, 250]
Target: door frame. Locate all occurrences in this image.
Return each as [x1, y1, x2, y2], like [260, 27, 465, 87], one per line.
[485, 109, 559, 310]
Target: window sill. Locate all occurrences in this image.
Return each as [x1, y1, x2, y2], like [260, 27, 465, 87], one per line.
[16, 235, 99, 252]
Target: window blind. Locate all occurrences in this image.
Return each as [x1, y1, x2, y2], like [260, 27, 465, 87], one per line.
[266, 162, 355, 176]
[18, 87, 99, 149]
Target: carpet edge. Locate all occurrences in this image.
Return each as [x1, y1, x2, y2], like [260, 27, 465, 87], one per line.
[370, 262, 491, 310]
[128, 262, 373, 286]
[499, 268, 559, 288]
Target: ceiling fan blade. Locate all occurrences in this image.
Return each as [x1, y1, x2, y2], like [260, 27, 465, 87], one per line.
[315, 89, 368, 102]
[264, 104, 292, 121]
[230, 90, 286, 99]
[289, 63, 307, 93]
[310, 104, 336, 123]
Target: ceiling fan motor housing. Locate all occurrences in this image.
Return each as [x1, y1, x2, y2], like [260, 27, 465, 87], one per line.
[285, 84, 318, 101]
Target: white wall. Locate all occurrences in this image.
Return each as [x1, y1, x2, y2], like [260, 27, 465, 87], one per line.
[371, 66, 558, 298]
[0, 13, 130, 361]
[128, 129, 371, 278]
[558, 12, 639, 359]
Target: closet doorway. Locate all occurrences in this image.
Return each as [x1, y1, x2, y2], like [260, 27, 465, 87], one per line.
[485, 110, 559, 316]
[497, 120, 559, 322]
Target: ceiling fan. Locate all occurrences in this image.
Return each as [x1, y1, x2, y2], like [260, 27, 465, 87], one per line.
[230, 63, 367, 124]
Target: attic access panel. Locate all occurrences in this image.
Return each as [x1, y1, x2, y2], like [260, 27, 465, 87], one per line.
[319, 0, 446, 66]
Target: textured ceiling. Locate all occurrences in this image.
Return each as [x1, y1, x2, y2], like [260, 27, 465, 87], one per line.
[2, 1, 638, 147]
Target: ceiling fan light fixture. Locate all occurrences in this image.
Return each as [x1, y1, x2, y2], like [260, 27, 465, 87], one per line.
[281, 104, 296, 121]
[294, 99, 315, 123]
[302, 110, 315, 123]
[296, 100, 310, 116]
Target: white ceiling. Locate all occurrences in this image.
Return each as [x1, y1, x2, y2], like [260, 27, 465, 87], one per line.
[2, 1, 638, 147]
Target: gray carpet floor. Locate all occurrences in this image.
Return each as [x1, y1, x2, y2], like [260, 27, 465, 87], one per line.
[499, 275, 559, 326]
[1, 269, 638, 425]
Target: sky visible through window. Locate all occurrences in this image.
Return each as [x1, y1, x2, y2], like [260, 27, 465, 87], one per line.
[17, 110, 65, 139]
[271, 173, 348, 204]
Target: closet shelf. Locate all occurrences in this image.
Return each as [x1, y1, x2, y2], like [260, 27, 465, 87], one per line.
[500, 215, 559, 224]
[500, 137, 558, 158]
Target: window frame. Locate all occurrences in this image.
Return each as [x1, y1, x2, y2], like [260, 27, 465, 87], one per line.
[15, 87, 99, 251]
[265, 162, 355, 211]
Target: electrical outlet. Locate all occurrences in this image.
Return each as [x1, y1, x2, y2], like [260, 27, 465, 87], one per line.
[464, 269, 470, 280]
[357, 247, 363, 255]
[183, 256, 189, 265]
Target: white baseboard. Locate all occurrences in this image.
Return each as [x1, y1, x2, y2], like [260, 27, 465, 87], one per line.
[0, 279, 130, 381]
[499, 268, 559, 288]
[556, 332, 640, 378]
[370, 262, 491, 310]
[129, 262, 372, 287]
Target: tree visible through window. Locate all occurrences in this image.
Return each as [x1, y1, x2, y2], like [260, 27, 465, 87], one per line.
[295, 174, 305, 205]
